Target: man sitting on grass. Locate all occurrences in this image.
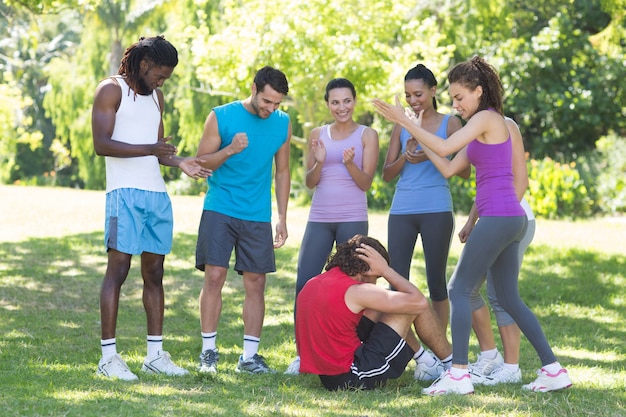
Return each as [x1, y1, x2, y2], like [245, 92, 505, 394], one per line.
[295, 234, 451, 390]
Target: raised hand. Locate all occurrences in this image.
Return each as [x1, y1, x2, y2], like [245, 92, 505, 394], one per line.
[228, 132, 249, 155]
[342, 146, 356, 166]
[311, 137, 327, 164]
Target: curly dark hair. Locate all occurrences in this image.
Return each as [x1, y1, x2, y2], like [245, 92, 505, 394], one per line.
[447, 55, 503, 115]
[324, 234, 390, 276]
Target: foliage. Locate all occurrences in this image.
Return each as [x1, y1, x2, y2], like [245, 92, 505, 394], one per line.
[527, 157, 593, 219]
[497, 11, 626, 160]
[3, 0, 626, 219]
[593, 133, 626, 214]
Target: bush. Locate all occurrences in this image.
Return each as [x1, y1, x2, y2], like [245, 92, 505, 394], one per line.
[527, 157, 593, 219]
[593, 133, 626, 215]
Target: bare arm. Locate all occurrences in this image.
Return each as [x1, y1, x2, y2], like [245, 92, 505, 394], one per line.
[372, 96, 502, 157]
[305, 127, 324, 189]
[92, 79, 176, 159]
[273, 122, 292, 249]
[196, 111, 248, 170]
[343, 127, 379, 191]
[345, 244, 425, 315]
[382, 124, 408, 182]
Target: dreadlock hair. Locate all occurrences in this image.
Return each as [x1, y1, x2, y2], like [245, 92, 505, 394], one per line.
[253, 66, 289, 95]
[118, 35, 178, 95]
[447, 56, 503, 115]
[324, 234, 390, 277]
[324, 78, 356, 102]
[405, 64, 438, 110]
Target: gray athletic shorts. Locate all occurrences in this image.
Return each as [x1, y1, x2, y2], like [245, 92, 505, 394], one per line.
[195, 210, 276, 274]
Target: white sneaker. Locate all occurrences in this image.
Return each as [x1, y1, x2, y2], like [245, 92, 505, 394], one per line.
[522, 367, 572, 392]
[422, 369, 474, 396]
[414, 358, 445, 381]
[141, 351, 189, 376]
[284, 356, 300, 375]
[198, 348, 219, 374]
[469, 351, 504, 376]
[482, 366, 522, 385]
[97, 354, 138, 381]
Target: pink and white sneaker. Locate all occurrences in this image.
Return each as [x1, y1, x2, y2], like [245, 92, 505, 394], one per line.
[522, 367, 572, 392]
[422, 369, 474, 396]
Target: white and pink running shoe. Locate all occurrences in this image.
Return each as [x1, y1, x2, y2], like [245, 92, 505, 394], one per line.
[422, 369, 474, 396]
[522, 367, 572, 392]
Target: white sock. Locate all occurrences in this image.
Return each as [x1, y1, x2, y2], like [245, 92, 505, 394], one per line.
[201, 331, 217, 352]
[543, 362, 563, 374]
[480, 348, 499, 360]
[243, 335, 260, 360]
[101, 338, 117, 360]
[147, 335, 163, 359]
[414, 347, 436, 367]
[450, 366, 469, 378]
[503, 362, 519, 372]
[441, 354, 453, 370]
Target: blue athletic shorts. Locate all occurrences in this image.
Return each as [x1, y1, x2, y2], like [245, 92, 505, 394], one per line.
[104, 188, 173, 255]
[195, 210, 276, 274]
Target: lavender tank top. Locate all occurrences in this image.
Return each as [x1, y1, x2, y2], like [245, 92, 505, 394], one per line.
[466, 136, 524, 217]
[308, 125, 368, 222]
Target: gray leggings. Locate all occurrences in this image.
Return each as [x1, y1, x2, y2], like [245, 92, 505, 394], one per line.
[387, 212, 454, 301]
[295, 221, 368, 296]
[470, 219, 536, 326]
[448, 216, 556, 366]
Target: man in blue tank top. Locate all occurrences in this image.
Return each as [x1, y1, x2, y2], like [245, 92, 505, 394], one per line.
[195, 66, 292, 374]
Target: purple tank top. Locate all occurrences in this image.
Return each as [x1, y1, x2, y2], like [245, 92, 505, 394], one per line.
[308, 125, 368, 222]
[466, 136, 524, 217]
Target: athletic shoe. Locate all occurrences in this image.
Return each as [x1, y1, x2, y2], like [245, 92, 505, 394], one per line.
[482, 366, 522, 385]
[198, 348, 219, 374]
[414, 358, 445, 381]
[141, 351, 189, 376]
[96, 354, 138, 381]
[236, 353, 275, 374]
[469, 368, 490, 385]
[422, 369, 474, 396]
[284, 356, 300, 375]
[522, 367, 572, 392]
[469, 351, 504, 376]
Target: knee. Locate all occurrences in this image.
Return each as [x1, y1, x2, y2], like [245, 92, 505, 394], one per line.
[204, 268, 227, 290]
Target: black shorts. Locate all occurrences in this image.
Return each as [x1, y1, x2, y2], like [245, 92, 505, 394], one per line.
[319, 317, 414, 391]
[195, 210, 276, 274]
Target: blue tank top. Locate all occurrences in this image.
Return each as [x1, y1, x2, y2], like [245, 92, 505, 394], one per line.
[203, 101, 290, 222]
[390, 114, 453, 214]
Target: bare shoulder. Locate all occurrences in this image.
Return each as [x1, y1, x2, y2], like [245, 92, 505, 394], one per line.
[362, 125, 379, 141]
[93, 78, 122, 108]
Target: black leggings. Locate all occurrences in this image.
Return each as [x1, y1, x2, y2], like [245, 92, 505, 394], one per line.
[387, 212, 454, 301]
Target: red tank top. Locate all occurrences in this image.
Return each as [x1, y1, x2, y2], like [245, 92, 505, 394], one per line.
[295, 267, 365, 375]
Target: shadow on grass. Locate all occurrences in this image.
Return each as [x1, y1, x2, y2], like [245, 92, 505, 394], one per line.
[0, 232, 625, 416]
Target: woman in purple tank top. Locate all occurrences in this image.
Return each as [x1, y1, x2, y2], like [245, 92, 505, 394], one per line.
[373, 56, 571, 395]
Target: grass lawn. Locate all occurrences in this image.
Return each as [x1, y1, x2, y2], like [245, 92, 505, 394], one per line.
[0, 185, 625, 416]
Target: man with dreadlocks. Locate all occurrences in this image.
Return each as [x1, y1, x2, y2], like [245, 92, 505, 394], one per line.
[295, 234, 452, 390]
[92, 36, 211, 381]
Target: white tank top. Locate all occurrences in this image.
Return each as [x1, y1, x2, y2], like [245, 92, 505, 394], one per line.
[105, 76, 166, 193]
